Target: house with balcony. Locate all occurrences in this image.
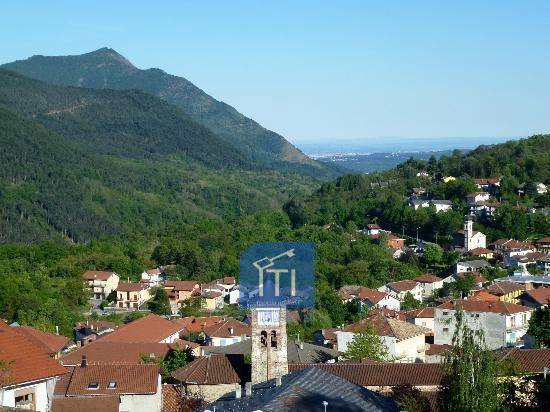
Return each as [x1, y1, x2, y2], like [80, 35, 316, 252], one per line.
[434, 300, 533, 349]
[335, 315, 430, 362]
[414, 274, 444, 298]
[164, 280, 200, 313]
[82, 270, 119, 301]
[140, 268, 165, 287]
[116, 282, 151, 310]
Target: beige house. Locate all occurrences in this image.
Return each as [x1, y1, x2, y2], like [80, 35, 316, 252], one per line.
[82, 270, 119, 301]
[164, 280, 200, 313]
[336, 315, 429, 362]
[116, 282, 151, 309]
[201, 290, 224, 311]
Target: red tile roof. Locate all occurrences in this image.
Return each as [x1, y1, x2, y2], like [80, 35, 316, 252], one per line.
[116, 282, 149, 292]
[171, 354, 243, 384]
[414, 274, 443, 284]
[222, 276, 236, 285]
[60, 342, 172, 366]
[473, 177, 500, 185]
[12, 326, 69, 355]
[457, 272, 487, 284]
[425, 344, 452, 356]
[497, 348, 550, 373]
[386, 280, 419, 292]
[359, 288, 389, 304]
[366, 307, 406, 320]
[289, 363, 445, 387]
[64, 364, 159, 395]
[203, 318, 251, 339]
[487, 281, 525, 296]
[172, 316, 225, 334]
[469, 290, 500, 302]
[51, 396, 119, 412]
[438, 299, 531, 314]
[145, 268, 162, 275]
[162, 384, 182, 412]
[82, 270, 116, 281]
[0, 321, 67, 385]
[520, 288, 550, 305]
[403, 307, 435, 318]
[535, 237, 550, 245]
[100, 314, 184, 343]
[468, 247, 492, 256]
[165, 280, 200, 292]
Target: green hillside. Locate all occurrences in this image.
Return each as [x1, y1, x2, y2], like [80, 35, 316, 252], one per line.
[0, 73, 315, 243]
[2, 48, 342, 179]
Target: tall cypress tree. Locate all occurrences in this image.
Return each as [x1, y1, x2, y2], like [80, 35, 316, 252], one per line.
[439, 309, 503, 412]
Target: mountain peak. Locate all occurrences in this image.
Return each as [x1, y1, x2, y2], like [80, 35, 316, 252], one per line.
[85, 47, 134, 67]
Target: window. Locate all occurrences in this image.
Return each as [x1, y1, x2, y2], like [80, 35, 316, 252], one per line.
[88, 382, 99, 390]
[443, 328, 449, 333]
[15, 393, 33, 407]
[271, 331, 278, 348]
[108, 381, 117, 389]
[443, 311, 449, 316]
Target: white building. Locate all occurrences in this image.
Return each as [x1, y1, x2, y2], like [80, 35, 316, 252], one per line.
[0, 322, 67, 411]
[434, 300, 533, 350]
[378, 280, 423, 302]
[430, 200, 453, 213]
[336, 315, 429, 363]
[466, 192, 491, 204]
[82, 270, 120, 301]
[203, 318, 251, 347]
[140, 268, 164, 287]
[404, 307, 436, 332]
[414, 274, 444, 298]
[456, 259, 491, 274]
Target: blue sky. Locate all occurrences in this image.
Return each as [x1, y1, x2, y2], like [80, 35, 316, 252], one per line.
[1, 1, 549, 144]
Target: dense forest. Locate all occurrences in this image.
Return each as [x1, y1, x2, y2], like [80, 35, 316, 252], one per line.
[0, 71, 315, 243]
[2, 48, 342, 178]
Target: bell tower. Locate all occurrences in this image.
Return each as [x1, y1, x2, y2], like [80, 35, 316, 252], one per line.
[464, 216, 473, 250]
[251, 306, 288, 384]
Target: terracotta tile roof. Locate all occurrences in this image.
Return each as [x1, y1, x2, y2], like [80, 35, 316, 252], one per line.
[414, 274, 443, 283]
[172, 316, 225, 333]
[473, 177, 500, 185]
[64, 364, 159, 395]
[403, 307, 435, 318]
[468, 247, 492, 255]
[82, 270, 116, 281]
[469, 290, 500, 302]
[12, 326, 69, 355]
[487, 281, 525, 296]
[426, 344, 452, 356]
[386, 280, 419, 292]
[74, 320, 117, 333]
[520, 288, 550, 305]
[100, 314, 184, 343]
[466, 191, 487, 197]
[437, 299, 531, 314]
[497, 348, 550, 373]
[222, 276, 236, 285]
[116, 282, 149, 292]
[145, 268, 162, 275]
[367, 223, 381, 229]
[60, 342, 172, 366]
[343, 315, 429, 341]
[535, 237, 550, 245]
[162, 384, 182, 412]
[51, 396, 119, 412]
[203, 318, 251, 338]
[289, 363, 445, 387]
[170, 339, 201, 351]
[172, 354, 244, 384]
[165, 280, 200, 292]
[493, 239, 534, 251]
[317, 327, 340, 341]
[0, 321, 67, 385]
[201, 290, 223, 299]
[361, 289, 390, 305]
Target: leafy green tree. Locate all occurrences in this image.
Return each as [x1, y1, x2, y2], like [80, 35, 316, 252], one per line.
[302, 309, 332, 340]
[528, 306, 550, 347]
[317, 285, 345, 327]
[161, 347, 193, 377]
[401, 292, 423, 310]
[179, 297, 202, 317]
[453, 273, 476, 298]
[344, 326, 389, 361]
[439, 310, 503, 412]
[423, 244, 443, 267]
[148, 287, 171, 315]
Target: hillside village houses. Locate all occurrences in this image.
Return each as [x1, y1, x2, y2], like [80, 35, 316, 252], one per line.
[454, 217, 487, 251]
[116, 282, 151, 309]
[414, 273, 444, 298]
[82, 270, 119, 302]
[140, 267, 165, 287]
[339, 285, 401, 311]
[409, 198, 453, 213]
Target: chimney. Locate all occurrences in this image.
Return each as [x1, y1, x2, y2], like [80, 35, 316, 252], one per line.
[81, 355, 87, 368]
[55, 325, 59, 335]
[229, 327, 234, 335]
[235, 387, 242, 399]
[245, 382, 252, 397]
[149, 353, 156, 361]
[275, 376, 282, 387]
[299, 342, 304, 350]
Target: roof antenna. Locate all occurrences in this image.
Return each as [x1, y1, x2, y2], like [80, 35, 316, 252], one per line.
[323, 400, 328, 412]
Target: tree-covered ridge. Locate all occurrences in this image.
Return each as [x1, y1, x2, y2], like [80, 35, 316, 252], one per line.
[0, 106, 314, 243]
[1, 48, 343, 179]
[0, 69, 251, 169]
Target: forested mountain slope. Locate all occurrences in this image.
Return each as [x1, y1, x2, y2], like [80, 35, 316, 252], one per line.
[0, 73, 315, 243]
[2, 48, 342, 178]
